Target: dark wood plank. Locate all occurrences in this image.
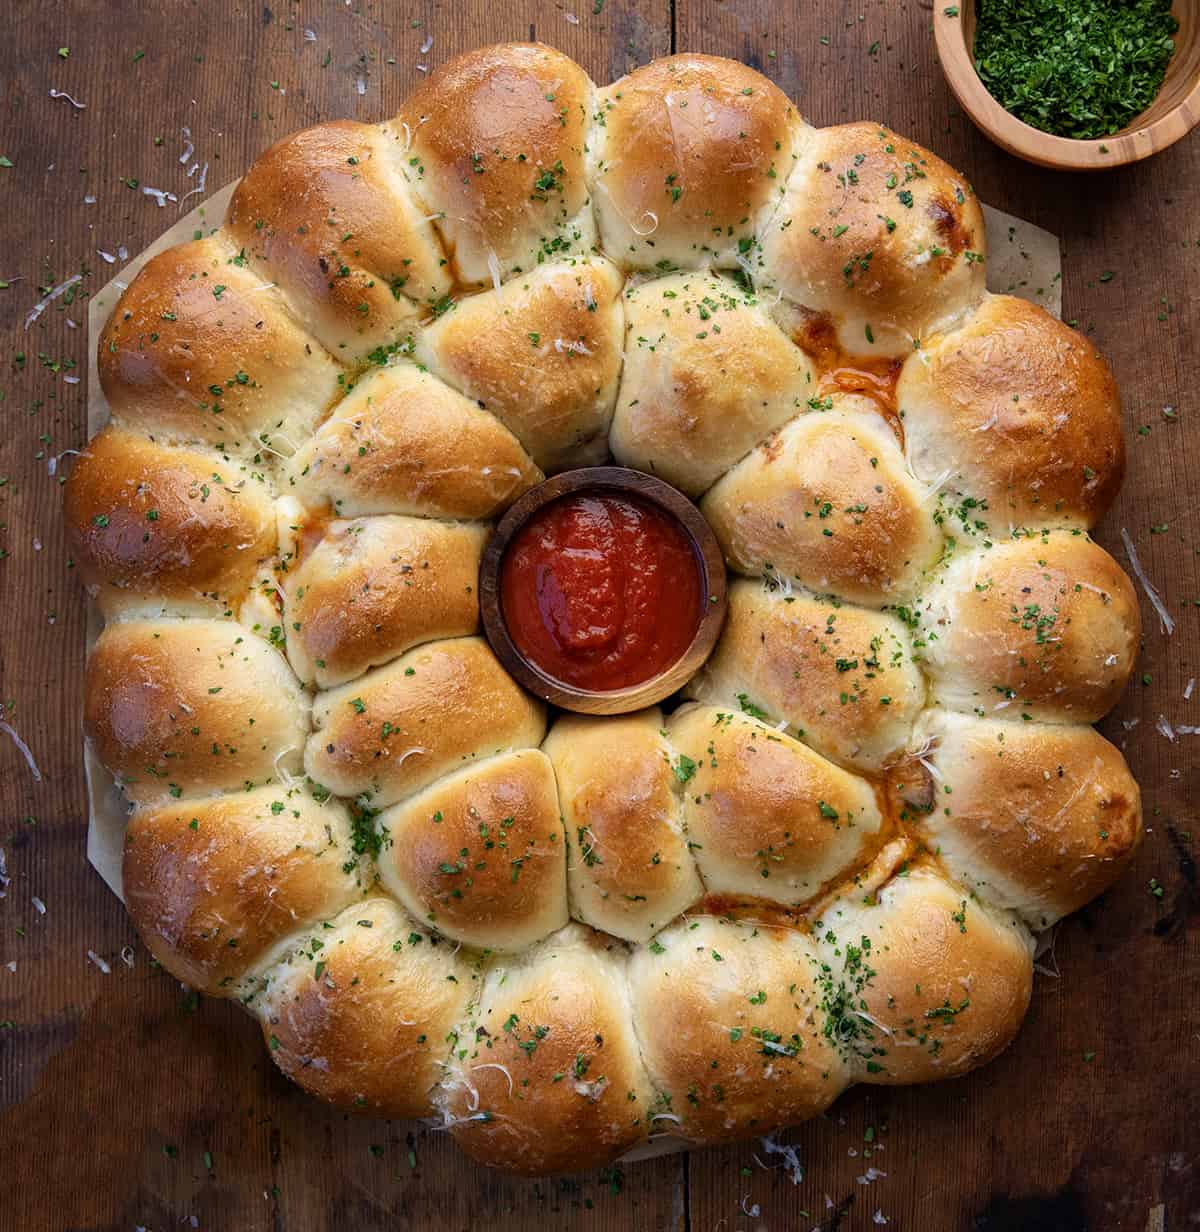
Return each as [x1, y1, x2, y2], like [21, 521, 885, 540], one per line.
[676, 2, 1200, 1229]
[4, 1, 1197, 1229]
[0, 3, 680, 1230]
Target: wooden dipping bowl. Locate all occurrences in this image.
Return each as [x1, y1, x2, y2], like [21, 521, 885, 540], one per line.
[935, 0, 1200, 169]
[479, 468, 728, 716]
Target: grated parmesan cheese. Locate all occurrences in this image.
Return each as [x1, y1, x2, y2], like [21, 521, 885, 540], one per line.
[0, 721, 42, 781]
[757, 1132, 804, 1184]
[49, 88, 86, 109]
[1121, 527, 1174, 635]
[24, 273, 82, 330]
[179, 161, 208, 208]
[142, 185, 179, 208]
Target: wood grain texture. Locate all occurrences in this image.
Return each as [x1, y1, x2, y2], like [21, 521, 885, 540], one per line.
[0, 1, 1195, 1230]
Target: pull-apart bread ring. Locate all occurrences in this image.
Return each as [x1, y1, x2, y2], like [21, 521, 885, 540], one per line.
[69, 42, 1141, 1175]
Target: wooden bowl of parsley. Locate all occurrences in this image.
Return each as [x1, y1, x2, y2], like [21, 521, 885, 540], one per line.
[935, 0, 1200, 170]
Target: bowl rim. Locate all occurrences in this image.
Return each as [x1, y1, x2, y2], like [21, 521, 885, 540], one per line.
[478, 466, 728, 716]
[934, 2, 1200, 170]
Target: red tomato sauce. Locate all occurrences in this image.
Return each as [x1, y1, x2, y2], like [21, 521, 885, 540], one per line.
[499, 491, 705, 692]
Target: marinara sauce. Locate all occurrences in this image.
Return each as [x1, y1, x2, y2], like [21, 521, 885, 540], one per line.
[499, 491, 705, 692]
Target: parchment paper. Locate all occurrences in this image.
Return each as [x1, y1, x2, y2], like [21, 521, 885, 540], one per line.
[83, 190, 1064, 900]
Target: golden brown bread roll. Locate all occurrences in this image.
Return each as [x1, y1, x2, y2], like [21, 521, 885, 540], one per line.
[226, 121, 449, 360]
[667, 704, 886, 907]
[98, 236, 343, 456]
[895, 709, 1142, 930]
[897, 295, 1124, 528]
[542, 710, 703, 944]
[123, 785, 365, 995]
[701, 395, 945, 605]
[760, 123, 986, 356]
[84, 618, 308, 804]
[415, 257, 624, 472]
[627, 915, 849, 1142]
[254, 895, 475, 1118]
[283, 515, 487, 688]
[610, 271, 816, 496]
[306, 637, 545, 809]
[814, 862, 1034, 1085]
[285, 361, 541, 521]
[72, 41, 1142, 1174]
[65, 426, 276, 619]
[395, 44, 596, 287]
[589, 54, 807, 271]
[685, 579, 925, 773]
[917, 532, 1140, 723]
[377, 749, 568, 951]
[438, 925, 655, 1174]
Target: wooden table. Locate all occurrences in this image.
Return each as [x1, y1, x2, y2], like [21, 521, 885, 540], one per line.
[1, 3, 1196, 1228]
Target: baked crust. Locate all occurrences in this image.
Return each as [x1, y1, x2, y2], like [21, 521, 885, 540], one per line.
[760, 122, 987, 355]
[590, 54, 808, 271]
[97, 236, 342, 455]
[225, 121, 449, 359]
[611, 271, 816, 496]
[702, 394, 944, 604]
[543, 709, 704, 943]
[283, 515, 487, 688]
[377, 748, 569, 950]
[917, 531, 1141, 722]
[898, 294, 1124, 527]
[65, 425, 276, 619]
[123, 785, 364, 994]
[415, 257, 624, 472]
[395, 43, 596, 287]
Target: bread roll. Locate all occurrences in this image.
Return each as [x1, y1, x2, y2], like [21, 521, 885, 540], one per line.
[589, 55, 808, 271]
[226, 121, 449, 359]
[702, 396, 945, 605]
[917, 532, 1140, 723]
[667, 704, 885, 907]
[123, 785, 364, 995]
[685, 579, 925, 772]
[415, 258, 624, 472]
[543, 710, 703, 944]
[377, 749, 568, 951]
[97, 236, 342, 455]
[285, 361, 541, 521]
[611, 271, 816, 496]
[897, 295, 1124, 528]
[627, 915, 849, 1141]
[814, 862, 1033, 1084]
[283, 515, 487, 688]
[65, 426, 276, 619]
[84, 618, 308, 804]
[895, 709, 1142, 929]
[760, 123, 986, 356]
[439, 925, 655, 1174]
[306, 637, 545, 808]
[254, 895, 474, 1118]
[395, 44, 596, 286]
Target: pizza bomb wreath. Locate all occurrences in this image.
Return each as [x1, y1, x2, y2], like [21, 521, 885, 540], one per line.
[66, 43, 1141, 1175]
